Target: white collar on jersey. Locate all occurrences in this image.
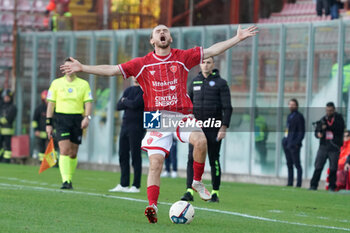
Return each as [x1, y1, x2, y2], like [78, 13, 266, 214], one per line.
[152, 52, 173, 62]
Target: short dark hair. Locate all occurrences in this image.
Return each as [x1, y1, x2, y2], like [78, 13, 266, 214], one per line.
[204, 56, 215, 63]
[326, 102, 335, 108]
[150, 24, 168, 40]
[289, 98, 299, 107]
[64, 57, 73, 63]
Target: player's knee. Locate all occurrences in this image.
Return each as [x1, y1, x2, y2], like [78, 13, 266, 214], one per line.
[149, 163, 162, 176]
[60, 148, 70, 155]
[193, 135, 207, 150]
[149, 157, 164, 173]
[60, 147, 76, 157]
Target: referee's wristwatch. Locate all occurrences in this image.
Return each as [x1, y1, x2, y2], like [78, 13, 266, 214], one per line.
[85, 115, 92, 120]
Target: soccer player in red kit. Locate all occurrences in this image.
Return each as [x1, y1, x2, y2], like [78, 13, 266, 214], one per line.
[61, 24, 258, 223]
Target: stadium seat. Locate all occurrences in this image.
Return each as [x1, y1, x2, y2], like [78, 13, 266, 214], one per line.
[33, 14, 47, 29]
[259, 0, 347, 24]
[2, 46, 13, 57]
[258, 0, 330, 24]
[0, 13, 14, 26]
[0, 0, 14, 11]
[18, 13, 33, 28]
[11, 135, 30, 158]
[33, 0, 46, 13]
[18, 0, 32, 12]
[0, 33, 12, 43]
[272, 2, 315, 16]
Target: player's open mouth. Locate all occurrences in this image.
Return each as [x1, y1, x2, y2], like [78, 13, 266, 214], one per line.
[160, 36, 166, 42]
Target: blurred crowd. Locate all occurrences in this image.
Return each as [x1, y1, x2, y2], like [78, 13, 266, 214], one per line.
[44, 0, 98, 31]
[44, 0, 73, 31]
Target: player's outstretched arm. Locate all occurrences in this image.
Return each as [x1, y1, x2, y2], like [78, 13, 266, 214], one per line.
[60, 57, 121, 77]
[203, 25, 258, 59]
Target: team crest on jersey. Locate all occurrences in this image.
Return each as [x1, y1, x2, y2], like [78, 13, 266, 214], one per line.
[170, 65, 177, 73]
[47, 90, 52, 99]
[68, 88, 73, 93]
[147, 138, 153, 145]
[88, 92, 93, 99]
[150, 70, 155, 76]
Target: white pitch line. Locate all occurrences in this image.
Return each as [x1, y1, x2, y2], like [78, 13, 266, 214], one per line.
[0, 182, 349, 232]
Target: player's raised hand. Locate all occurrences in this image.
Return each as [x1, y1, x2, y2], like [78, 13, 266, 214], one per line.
[236, 25, 258, 41]
[60, 57, 83, 75]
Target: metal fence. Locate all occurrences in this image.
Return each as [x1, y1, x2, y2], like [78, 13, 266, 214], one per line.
[15, 20, 350, 179]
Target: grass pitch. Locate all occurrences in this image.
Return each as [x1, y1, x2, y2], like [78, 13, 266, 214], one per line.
[0, 163, 349, 233]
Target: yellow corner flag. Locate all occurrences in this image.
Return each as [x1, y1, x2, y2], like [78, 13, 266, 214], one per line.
[39, 138, 57, 174]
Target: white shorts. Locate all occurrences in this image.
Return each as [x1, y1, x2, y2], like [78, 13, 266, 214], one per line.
[141, 111, 202, 157]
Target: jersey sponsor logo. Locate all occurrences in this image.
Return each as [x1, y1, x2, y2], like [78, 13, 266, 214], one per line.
[170, 65, 177, 73]
[155, 95, 178, 107]
[150, 70, 156, 76]
[152, 79, 178, 87]
[68, 88, 73, 93]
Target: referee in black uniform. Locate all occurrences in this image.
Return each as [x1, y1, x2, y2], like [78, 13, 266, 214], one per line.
[181, 57, 233, 202]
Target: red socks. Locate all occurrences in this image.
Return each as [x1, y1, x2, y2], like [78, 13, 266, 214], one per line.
[193, 161, 205, 181]
[147, 185, 160, 206]
[146, 162, 204, 206]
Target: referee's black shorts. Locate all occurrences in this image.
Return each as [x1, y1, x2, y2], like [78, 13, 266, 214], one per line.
[55, 113, 83, 144]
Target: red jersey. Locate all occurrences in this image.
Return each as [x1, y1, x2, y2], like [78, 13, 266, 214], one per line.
[118, 47, 203, 114]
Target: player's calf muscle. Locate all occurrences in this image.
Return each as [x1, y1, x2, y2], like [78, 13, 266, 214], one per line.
[190, 133, 207, 163]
